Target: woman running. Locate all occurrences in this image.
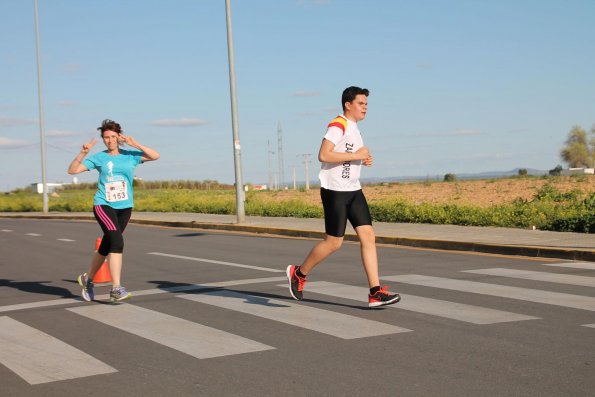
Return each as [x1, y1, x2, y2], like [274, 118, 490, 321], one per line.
[68, 119, 160, 302]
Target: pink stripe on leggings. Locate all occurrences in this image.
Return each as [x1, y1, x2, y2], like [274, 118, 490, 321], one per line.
[94, 205, 117, 231]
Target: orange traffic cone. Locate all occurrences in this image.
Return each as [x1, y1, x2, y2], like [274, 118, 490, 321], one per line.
[93, 237, 112, 285]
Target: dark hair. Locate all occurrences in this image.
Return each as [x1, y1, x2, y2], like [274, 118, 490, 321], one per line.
[97, 119, 122, 136]
[342, 86, 369, 111]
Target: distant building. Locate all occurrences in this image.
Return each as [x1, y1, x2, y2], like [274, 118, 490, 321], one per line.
[244, 184, 267, 191]
[30, 182, 66, 194]
[561, 168, 595, 176]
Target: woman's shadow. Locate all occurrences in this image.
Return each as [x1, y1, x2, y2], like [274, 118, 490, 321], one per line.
[0, 279, 76, 298]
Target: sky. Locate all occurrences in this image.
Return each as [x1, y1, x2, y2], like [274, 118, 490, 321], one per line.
[1, 0, 594, 192]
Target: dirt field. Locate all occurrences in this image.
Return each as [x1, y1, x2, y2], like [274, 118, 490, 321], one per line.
[268, 176, 595, 208]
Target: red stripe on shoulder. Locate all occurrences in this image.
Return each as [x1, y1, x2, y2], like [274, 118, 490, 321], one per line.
[327, 116, 347, 133]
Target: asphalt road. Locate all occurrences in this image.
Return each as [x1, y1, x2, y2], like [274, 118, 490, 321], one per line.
[1, 218, 594, 397]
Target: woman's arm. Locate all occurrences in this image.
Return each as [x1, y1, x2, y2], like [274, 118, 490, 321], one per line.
[67, 138, 96, 174]
[120, 135, 160, 162]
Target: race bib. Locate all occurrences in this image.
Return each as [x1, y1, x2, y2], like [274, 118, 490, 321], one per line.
[105, 181, 128, 202]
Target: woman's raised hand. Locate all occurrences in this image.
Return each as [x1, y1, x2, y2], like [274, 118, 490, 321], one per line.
[81, 138, 97, 154]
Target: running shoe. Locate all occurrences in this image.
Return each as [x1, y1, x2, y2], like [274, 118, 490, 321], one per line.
[77, 273, 94, 302]
[368, 286, 401, 308]
[286, 265, 306, 301]
[110, 286, 132, 302]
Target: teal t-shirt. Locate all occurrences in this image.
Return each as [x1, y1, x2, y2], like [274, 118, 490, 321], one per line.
[83, 149, 143, 209]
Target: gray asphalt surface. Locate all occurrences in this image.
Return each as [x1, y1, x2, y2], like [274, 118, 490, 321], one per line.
[1, 218, 594, 396]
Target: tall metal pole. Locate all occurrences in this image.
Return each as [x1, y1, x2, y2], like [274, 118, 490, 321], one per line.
[225, 0, 245, 223]
[298, 154, 311, 190]
[267, 140, 274, 190]
[34, 0, 48, 214]
[277, 121, 284, 189]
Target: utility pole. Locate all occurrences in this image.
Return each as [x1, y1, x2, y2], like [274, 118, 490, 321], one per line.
[225, 0, 245, 223]
[34, 0, 48, 214]
[298, 154, 312, 190]
[291, 165, 297, 190]
[277, 121, 285, 189]
[267, 140, 275, 190]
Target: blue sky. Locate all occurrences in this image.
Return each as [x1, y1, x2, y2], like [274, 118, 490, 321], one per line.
[1, 0, 594, 191]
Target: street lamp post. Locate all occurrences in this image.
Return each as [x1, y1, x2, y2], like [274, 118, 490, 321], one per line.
[224, 0, 245, 223]
[34, 0, 48, 214]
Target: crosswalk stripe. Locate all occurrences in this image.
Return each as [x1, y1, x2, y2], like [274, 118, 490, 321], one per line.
[463, 268, 595, 288]
[147, 252, 284, 273]
[543, 262, 595, 270]
[57, 238, 75, 242]
[180, 290, 411, 338]
[292, 282, 538, 325]
[0, 277, 286, 314]
[0, 316, 117, 385]
[25, 233, 41, 236]
[583, 324, 595, 329]
[67, 304, 274, 359]
[385, 275, 595, 312]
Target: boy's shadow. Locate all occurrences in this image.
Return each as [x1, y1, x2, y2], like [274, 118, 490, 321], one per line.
[149, 280, 371, 310]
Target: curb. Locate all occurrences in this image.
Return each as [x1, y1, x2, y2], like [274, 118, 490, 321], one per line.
[3, 213, 593, 262]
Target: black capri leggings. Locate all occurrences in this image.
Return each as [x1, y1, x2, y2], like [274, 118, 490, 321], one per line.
[93, 205, 132, 256]
[320, 188, 372, 237]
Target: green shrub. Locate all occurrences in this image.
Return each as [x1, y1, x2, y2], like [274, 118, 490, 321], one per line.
[1, 185, 592, 233]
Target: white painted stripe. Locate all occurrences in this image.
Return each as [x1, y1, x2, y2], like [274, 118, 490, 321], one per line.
[293, 282, 538, 325]
[0, 316, 116, 385]
[1, 229, 13, 232]
[57, 238, 75, 242]
[148, 252, 284, 273]
[25, 233, 41, 236]
[543, 262, 595, 271]
[0, 298, 81, 313]
[0, 277, 286, 313]
[583, 324, 595, 328]
[68, 304, 273, 359]
[463, 268, 595, 288]
[180, 290, 410, 338]
[385, 275, 595, 312]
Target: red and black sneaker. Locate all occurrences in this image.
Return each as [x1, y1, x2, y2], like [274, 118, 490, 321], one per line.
[368, 286, 401, 308]
[286, 265, 307, 301]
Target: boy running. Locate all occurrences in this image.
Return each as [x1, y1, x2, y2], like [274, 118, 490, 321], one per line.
[286, 86, 401, 308]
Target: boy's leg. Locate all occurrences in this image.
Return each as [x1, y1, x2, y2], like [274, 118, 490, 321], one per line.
[355, 225, 401, 307]
[287, 235, 343, 300]
[349, 191, 401, 307]
[354, 225, 379, 288]
[299, 234, 343, 275]
[287, 234, 342, 300]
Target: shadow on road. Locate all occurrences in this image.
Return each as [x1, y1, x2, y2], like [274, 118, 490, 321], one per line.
[0, 279, 76, 298]
[148, 280, 371, 310]
[172, 232, 207, 237]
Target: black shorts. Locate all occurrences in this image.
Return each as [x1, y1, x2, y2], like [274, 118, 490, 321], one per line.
[93, 205, 132, 255]
[320, 188, 372, 237]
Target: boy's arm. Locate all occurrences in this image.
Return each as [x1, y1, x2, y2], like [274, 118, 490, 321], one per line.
[318, 138, 369, 164]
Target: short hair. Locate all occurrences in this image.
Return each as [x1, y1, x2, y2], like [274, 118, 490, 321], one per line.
[97, 119, 122, 136]
[342, 86, 369, 111]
